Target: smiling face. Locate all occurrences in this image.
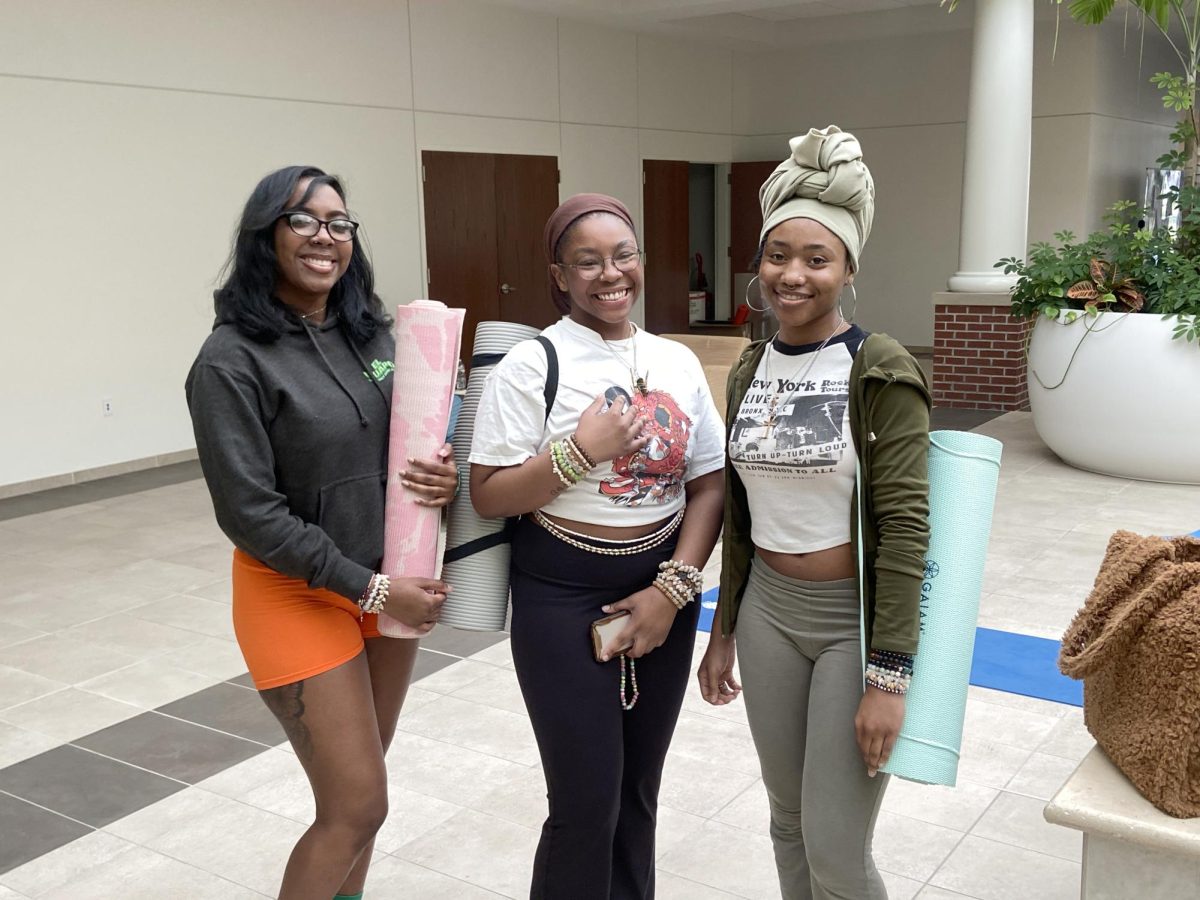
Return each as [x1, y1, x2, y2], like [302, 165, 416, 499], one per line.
[757, 217, 853, 345]
[551, 212, 643, 340]
[273, 178, 353, 315]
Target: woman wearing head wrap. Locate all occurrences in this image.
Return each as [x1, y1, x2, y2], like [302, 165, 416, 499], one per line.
[468, 194, 726, 898]
[698, 128, 932, 899]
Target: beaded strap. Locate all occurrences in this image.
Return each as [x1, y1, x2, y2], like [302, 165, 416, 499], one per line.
[619, 655, 639, 710]
[531, 508, 683, 557]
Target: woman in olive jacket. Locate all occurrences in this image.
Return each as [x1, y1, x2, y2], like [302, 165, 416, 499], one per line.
[698, 127, 930, 900]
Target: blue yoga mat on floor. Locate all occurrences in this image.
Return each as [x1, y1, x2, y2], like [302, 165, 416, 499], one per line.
[969, 627, 1081, 706]
[696, 590, 1082, 706]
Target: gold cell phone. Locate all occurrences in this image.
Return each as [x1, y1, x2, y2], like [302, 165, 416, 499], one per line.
[590, 611, 632, 662]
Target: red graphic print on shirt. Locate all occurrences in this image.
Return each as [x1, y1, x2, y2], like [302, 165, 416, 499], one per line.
[599, 385, 692, 506]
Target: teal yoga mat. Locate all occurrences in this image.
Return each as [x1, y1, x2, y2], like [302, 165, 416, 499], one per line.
[880, 430, 1003, 786]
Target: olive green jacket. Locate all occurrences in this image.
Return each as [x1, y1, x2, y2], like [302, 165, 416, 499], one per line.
[718, 332, 932, 655]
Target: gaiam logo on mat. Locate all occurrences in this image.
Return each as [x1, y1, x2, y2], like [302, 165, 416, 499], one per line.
[919, 558, 938, 632]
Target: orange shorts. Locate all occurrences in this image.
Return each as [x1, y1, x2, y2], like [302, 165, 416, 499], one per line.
[231, 549, 381, 690]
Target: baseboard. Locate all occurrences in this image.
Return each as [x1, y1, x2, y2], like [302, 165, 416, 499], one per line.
[0, 448, 200, 500]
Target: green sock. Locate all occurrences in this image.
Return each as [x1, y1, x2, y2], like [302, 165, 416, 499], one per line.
[333, 894, 363, 900]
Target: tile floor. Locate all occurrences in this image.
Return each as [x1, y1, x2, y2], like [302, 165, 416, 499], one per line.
[1, 410, 1197, 898]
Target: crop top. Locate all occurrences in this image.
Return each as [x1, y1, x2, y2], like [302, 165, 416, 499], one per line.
[469, 316, 726, 526]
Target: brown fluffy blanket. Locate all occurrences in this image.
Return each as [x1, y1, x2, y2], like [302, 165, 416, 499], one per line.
[1059, 530, 1200, 818]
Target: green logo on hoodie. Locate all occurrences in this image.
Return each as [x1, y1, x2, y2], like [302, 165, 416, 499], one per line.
[365, 359, 395, 382]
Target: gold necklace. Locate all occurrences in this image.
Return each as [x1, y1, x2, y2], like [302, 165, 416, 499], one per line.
[760, 317, 846, 429]
[602, 323, 648, 395]
[300, 305, 327, 321]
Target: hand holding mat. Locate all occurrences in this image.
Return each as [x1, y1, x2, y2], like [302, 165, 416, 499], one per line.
[378, 300, 465, 638]
[877, 430, 1003, 786]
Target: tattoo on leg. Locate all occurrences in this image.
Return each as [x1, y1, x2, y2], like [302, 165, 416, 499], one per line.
[261, 681, 313, 762]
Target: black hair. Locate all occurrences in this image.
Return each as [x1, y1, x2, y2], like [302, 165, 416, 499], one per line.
[213, 165, 390, 344]
[750, 237, 766, 272]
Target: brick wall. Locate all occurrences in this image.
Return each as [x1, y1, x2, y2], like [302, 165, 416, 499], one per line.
[933, 304, 1032, 411]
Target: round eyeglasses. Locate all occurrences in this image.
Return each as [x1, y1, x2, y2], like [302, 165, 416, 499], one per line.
[279, 212, 359, 243]
[555, 250, 644, 281]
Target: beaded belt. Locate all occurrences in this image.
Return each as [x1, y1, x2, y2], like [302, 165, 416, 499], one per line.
[530, 508, 684, 556]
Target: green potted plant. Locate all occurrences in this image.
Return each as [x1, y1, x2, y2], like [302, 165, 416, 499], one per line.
[947, 0, 1200, 483]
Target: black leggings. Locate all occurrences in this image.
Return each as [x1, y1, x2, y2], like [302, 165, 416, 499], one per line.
[509, 515, 701, 900]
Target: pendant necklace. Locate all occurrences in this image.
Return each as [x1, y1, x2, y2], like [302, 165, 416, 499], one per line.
[603, 323, 648, 396]
[760, 315, 846, 429]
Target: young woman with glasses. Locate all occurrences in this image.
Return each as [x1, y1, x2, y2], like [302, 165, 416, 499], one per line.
[186, 166, 457, 900]
[468, 194, 726, 899]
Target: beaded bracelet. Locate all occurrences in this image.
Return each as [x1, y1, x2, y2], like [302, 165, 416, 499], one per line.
[358, 573, 390, 615]
[549, 435, 595, 488]
[658, 559, 704, 594]
[652, 573, 691, 610]
[870, 648, 915, 668]
[869, 649, 914, 676]
[865, 665, 912, 695]
[567, 434, 595, 468]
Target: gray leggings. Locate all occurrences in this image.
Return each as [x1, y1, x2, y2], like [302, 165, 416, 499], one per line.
[737, 556, 889, 900]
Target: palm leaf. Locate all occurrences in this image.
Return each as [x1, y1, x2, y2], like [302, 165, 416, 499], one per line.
[1133, 0, 1172, 32]
[1069, 0, 1118, 25]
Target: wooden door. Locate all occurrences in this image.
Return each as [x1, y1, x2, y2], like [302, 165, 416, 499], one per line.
[422, 151, 559, 364]
[729, 160, 779, 299]
[642, 159, 690, 335]
[494, 154, 560, 332]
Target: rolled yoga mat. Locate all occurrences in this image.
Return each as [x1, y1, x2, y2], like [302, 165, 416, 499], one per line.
[439, 321, 544, 631]
[878, 429, 1003, 786]
[378, 300, 465, 638]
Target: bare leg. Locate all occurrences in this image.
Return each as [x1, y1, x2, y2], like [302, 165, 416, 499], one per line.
[263, 652, 390, 900]
[334, 636, 421, 897]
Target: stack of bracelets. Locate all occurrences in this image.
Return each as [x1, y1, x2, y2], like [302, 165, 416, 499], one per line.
[549, 434, 595, 487]
[358, 573, 390, 615]
[865, 648, 914, 695]
[653, 559, 704, 610]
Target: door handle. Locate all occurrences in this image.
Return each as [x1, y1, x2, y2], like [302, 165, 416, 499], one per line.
[500, 283, 515, 294]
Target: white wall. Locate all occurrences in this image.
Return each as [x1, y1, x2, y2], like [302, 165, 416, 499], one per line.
[0, 0, 735, 491]
[730, 15, 1175, 347]
[0, 1, 1175, 490]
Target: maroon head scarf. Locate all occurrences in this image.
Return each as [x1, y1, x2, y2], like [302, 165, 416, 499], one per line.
[543, 193, 638, 314]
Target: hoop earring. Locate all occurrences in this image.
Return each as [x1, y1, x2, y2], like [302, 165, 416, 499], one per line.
[743, 275, 768, 313]
[839, 284, 858, 323]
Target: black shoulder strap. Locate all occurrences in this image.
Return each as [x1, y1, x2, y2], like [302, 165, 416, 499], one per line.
[535, 335, 557, 424]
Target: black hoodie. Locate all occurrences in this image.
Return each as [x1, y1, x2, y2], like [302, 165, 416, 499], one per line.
[185, 313, 395, 600]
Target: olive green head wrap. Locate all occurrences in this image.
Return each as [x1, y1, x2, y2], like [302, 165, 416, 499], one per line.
[759, 125, 875, 272]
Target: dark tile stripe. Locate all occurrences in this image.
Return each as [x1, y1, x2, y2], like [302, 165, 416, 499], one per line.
[0, 792, 94, 875]
[0, 745, 184, 829]
[0, 637, 507, 874]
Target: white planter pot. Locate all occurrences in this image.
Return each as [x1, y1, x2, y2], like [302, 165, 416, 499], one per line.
[1027, 311, 1200, 484]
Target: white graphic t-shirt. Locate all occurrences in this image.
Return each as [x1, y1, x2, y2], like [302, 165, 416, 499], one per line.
[729, 326, 865, 553]
[469, 316, 726, 527]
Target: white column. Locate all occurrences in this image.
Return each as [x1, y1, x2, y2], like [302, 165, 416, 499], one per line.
[948, 0, 1034, 292]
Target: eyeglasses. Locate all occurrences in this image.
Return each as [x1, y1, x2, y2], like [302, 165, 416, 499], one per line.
[279, 211, 359, 242]
[555, 250, 644, 281]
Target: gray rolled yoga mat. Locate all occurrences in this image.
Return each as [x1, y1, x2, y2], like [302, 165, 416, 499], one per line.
[439, 321, 543, 631]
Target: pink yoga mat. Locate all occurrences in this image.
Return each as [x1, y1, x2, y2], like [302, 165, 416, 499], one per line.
[378, 300, 465, 638]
